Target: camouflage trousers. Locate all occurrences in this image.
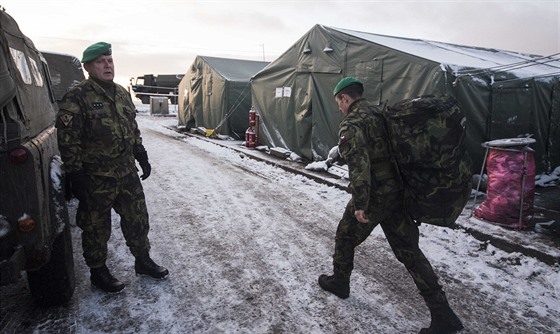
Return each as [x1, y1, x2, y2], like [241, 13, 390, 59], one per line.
[76, 172, 151, 268]
[332, 191, 449, 309]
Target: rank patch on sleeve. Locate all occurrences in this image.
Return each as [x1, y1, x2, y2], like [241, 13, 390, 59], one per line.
[60, 114, 73, 127]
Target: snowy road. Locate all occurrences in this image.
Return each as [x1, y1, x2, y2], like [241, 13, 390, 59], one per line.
[1, 115, 559, 334]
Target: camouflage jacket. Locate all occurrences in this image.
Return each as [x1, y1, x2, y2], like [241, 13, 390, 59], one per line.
[56, 78, 145, 178]
[338, 98, 402, 212]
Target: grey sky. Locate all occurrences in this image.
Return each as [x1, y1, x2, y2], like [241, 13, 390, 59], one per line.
[3, 0, 559, 87]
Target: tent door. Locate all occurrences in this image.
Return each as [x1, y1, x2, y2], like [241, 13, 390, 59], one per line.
[490, 85, 533, 140]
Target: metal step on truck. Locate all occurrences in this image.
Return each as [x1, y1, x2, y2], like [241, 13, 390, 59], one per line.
[0, 8, 79, 306]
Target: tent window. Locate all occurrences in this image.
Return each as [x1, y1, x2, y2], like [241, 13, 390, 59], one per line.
[354, 59, 383, 105]
[27, 56, 44, 87]
[9, 47, 32, 85]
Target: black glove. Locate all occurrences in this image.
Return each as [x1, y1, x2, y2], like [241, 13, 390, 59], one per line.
[135, 150, 151, 180]
[65, 170, 89, 203]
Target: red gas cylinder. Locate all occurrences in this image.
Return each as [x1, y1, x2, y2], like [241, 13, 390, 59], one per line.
[245, 126, 256, 149]
[249, 107, 257, 127]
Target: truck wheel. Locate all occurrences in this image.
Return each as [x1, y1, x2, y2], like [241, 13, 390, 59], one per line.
[26, 161, 76, 307]
[26, 222, 76, 306]
[141, 96, 150, 104]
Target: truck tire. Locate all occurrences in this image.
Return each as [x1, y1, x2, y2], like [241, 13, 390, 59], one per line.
[26, 161, 76, 307]
[141, 96, 150, 104]
[26, 222, 76, 306]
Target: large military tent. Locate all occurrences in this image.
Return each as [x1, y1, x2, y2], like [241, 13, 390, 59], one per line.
[251, 24, 560, 174]
[178, 56, 269, 139]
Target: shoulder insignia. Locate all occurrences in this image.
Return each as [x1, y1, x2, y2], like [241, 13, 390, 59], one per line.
[60, 114, 73, 127]
[92, 102, 103, 109]
[338, 125, 350, 143]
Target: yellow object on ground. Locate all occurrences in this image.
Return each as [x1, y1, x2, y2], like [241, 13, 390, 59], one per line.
[205, 129, 218, 139]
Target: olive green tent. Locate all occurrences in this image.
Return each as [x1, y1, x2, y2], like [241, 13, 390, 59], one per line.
[178, 56, 269, 139]
[251, 24, 560, 174]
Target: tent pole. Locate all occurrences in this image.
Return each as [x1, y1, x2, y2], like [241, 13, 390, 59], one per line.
[518, 149, 528, 229]
[470, 144, 490, 218]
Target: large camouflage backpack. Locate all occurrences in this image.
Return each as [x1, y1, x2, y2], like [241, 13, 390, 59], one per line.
[381, 95, 472, 227]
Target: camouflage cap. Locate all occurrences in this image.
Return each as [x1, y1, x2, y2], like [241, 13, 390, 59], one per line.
[333, 77, 363, 96]
[81, 42, 112, 63]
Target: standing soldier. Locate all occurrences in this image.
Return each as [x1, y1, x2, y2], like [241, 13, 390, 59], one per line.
[56, 42, 168, 293]
[318, 77, 463, 334]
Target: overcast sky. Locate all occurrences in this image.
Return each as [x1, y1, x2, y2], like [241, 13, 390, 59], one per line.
[3, 0, 559, 88]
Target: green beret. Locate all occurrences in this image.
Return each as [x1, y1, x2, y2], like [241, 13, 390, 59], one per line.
[81, 42, 112, 63]
[333, 77, 363, 96]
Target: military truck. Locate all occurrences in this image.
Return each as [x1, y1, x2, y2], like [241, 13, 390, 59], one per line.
[130, 74, 183, 104]
[0, 9, 75, 306]
[42, 51, 85, 101]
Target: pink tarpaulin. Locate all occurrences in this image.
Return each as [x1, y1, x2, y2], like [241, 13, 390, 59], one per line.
[474, 147, 535, 229]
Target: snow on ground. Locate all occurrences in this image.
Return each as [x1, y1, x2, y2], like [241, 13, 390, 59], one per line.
[130, 115, 560, 333]
[2, 114, 559, 333]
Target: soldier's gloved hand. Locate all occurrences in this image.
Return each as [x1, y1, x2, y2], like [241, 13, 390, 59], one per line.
[66, 170, 89, 203]
[326, 145, 340, 166]
[327, 145, 339, 161]
[135, 151, 151, 180]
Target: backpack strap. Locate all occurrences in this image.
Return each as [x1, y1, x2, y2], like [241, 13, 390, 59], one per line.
[374, 101, 402, 178]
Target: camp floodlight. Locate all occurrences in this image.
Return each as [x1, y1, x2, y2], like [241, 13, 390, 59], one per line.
[303, 42, 311, 54]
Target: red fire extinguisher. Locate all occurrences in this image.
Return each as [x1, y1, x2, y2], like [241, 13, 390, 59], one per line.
[245, 106, 258, 149]
[245, 126, 256, 149]
[249, 106, 257, 127]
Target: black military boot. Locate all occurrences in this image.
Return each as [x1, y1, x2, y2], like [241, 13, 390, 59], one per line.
[90, 265, 125, 293]
[419, 305, 464, 334]
[318, 274, 350, 299]
[135, 253, 169, 279]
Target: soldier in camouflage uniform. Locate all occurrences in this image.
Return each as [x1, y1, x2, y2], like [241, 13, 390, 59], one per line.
[318, 77, 463, 334]
[56, 42, 168, 293]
